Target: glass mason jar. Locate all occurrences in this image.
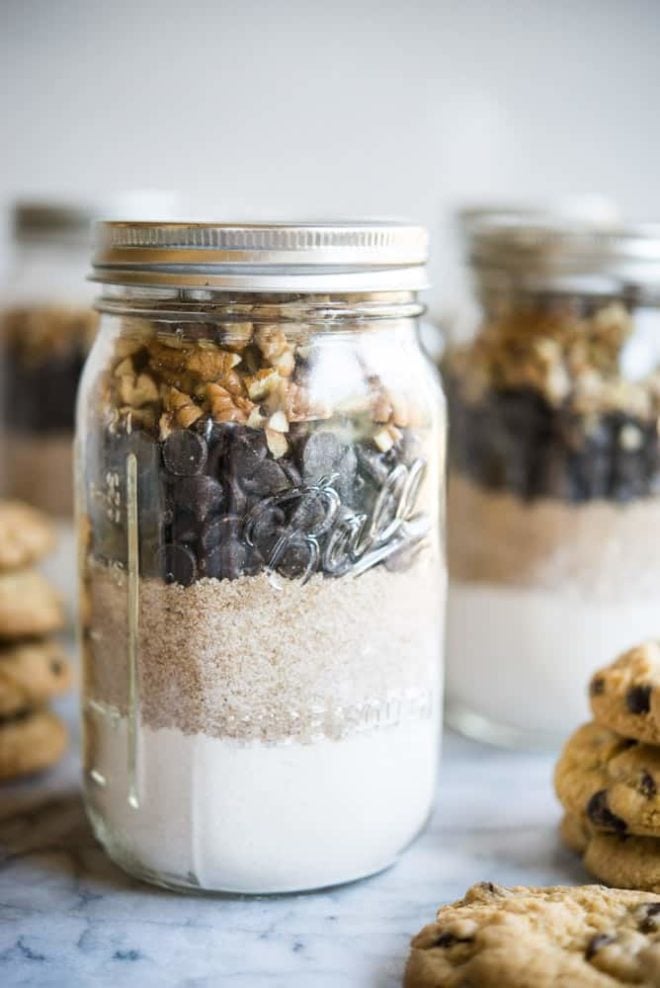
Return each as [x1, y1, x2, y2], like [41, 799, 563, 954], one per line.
[444, 219, 660, 748]
[0, 200, 98, 517]
[78, 221, 446, 894]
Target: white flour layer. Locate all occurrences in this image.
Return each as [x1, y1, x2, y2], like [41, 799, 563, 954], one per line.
[447, 581, 660, 739]
[86, 709, 439, 893]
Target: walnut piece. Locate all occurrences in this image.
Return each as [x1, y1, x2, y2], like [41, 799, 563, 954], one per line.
[118, 371, 159, 408]
[256, 326, 295, 377]
[206, 384, 253, 423]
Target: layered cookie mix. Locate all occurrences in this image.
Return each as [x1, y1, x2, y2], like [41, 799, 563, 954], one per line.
[445, 296, 660, 739]
[1, 305, 98, 515]
[80, 294, 444, 891]
[405, 881, 660, 987]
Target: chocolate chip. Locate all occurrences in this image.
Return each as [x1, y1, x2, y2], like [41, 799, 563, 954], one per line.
[626, 684, 652, 715]
[432, 931, 474, 949]
[585, 933, 614, 960]
[301, 432, 357, 501]
[157, 544, 197, 587]
[275, 540, 313, 580]
[589, 676, 606, 697]
[280, 460, 302, 487]
[171, 509, 198, 546]
[201, 538, 248, 581]
[248, 506, 286, 553]
[256, 524, 314, 579]
[640, 770, 657, 799]
[50, 659, 63, 676]
[242, 460, 290, 497]
[586, 790, 628, 835]
[172, 475, 224, 520]
[228, 426, 268, 474]
[639, 903, 660, 932]
[290, 493, 330, 533]
[200, 514, 242, 552]
[162, 430, 208, 476]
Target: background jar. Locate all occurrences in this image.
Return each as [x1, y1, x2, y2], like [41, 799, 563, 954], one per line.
[444, 219, 660, 749]
[78, 221, 446, 894]
[0, 200, 98, 518]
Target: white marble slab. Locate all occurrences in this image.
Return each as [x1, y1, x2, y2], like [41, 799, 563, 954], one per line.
[0, 693, 587, 988]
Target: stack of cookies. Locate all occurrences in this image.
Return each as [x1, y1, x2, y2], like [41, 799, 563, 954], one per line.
[0, 500, 71, 781]
[556, 641, 660, 892]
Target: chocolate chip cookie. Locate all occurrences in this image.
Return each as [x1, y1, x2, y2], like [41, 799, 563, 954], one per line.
[560, 813, 660, 896]
[590, 643, 660, 745]
[0, 500, 56, 571]
[0, 640, 72, 716]
[0, 570, 65, 639]
[555, 721, 660, 838]
[582, 834, 660, 895]
[560, 812, 591, 855]
[0, 708, 68, 781]
[405, 881, 660, 987]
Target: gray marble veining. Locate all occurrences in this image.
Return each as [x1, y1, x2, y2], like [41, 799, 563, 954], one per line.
[0, 693, 587, 987]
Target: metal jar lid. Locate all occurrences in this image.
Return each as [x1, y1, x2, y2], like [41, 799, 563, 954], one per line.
[90, 220, 429, 292]
[469, 218, 660, 289]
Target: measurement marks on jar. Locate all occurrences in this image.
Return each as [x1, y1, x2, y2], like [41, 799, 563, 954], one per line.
[126, 452, 141, 810]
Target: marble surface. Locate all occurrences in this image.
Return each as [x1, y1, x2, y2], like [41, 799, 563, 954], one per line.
[0, 692, 587, 988]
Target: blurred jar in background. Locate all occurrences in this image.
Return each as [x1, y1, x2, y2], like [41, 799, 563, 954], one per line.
[0, 200, 97, 517]
[435, 197, 622, 350]
[444, 218, 660, 748]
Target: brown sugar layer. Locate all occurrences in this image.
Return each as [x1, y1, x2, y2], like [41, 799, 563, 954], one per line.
[85, 555, 443, 743]
[448, 472, 660, 600]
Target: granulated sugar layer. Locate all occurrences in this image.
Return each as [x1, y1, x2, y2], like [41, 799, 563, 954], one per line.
[85, 556, 444, 743]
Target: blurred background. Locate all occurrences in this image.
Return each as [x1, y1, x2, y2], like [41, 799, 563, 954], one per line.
[2, 0, 660, 319]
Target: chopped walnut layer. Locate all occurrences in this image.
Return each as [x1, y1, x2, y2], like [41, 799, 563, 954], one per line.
[102, 316, 422, 446]
[445, 301, 660, 418]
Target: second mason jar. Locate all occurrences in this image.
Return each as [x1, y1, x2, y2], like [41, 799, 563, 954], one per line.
[78, 221, 446, 893]
[445, 218, 660, 748]
[0, 200, 98, 516]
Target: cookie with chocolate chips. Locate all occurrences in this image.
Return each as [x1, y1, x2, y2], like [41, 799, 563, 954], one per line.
[0, 570, 65, 639]
[559, 812, 591, 855]
[0, 639, 72, 716]
[561, 814, 660, 899]
[405, 881, 660, 987]
[582, 833, 660, 896]
[555, 721, 660, 839]
[0, 708, 68, 782]
[0, 500, 56, 571]
[590, 642, 660, 745]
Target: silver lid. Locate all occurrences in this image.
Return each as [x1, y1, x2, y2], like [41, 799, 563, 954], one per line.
[91, 220, 429, 292]
[469, 218, 660, 288]
[14, 200, 96, 245]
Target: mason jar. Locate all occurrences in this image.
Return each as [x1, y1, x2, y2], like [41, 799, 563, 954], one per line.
[77, 221, 446, 894]
[444, 218, 660, 748]
[0, 200, 98, 517]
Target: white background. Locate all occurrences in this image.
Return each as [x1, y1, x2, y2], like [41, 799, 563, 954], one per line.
[1, 0, 660, 315]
